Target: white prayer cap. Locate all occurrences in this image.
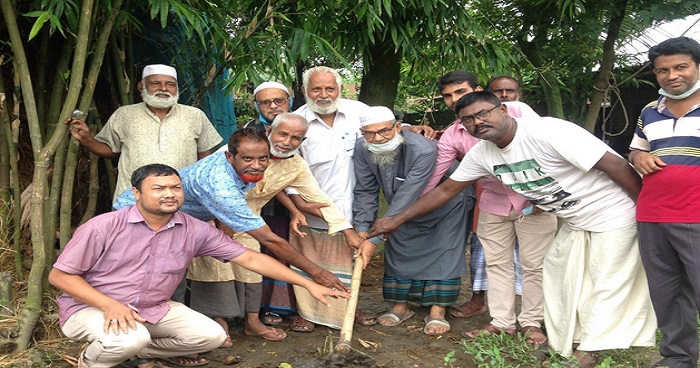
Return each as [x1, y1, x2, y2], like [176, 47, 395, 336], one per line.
[359, 106, 395, 127]
[142, 64, 177, 80]
[253, 81, 289, 97]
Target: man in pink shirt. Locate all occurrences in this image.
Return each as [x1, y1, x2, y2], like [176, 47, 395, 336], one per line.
[425, 71, 557, 345]
[49, 164, 348, 368]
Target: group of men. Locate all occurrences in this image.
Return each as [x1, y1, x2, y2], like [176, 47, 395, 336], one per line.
[55, 36, 700, 368]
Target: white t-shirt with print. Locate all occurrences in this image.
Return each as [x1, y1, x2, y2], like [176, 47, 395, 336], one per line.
[451, 117, 636, 232]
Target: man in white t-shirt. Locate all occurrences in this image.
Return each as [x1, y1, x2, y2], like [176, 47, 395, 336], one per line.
[369, 91, 657, 367]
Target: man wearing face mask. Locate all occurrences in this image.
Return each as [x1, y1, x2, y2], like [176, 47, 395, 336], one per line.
[66, 64, 222, 203]
[352, 106, 473, 336]
[244, 82, 292, 131]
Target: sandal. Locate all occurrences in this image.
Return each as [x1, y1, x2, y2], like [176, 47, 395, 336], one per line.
[220, 334, 233, 348]
[261, 311, 283, 326]
[376, 309, 415, 327]
[462, 323, 516, 339]
[243, 325, 287, 341]
[450, 301, 487, 318]
[520, 326, 547, 346]
[159, 355, 208, 367]
[290, 316, 315, 332]
[423, 316, 451, 335]
[354, 309, 377, 326]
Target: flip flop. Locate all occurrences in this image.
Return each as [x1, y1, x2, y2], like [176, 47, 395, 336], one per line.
[354, 310, 377, 326]
[462, 323, 516, 339]
[119, 358, 152, 368]
[376, 309, 415, 327]
[450, 302, 487, 318]
[244, 326, 287, 341]
[261, 311, 283, 326]
[520, 326, 547, 346]
[159, 355, 209, 367]
[290, 316, 315, 332]
[423, 316, 451, 335]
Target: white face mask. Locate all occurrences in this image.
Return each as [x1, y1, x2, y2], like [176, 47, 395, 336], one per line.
[366, 133, 403, 154]
[659, 79, 700, 100]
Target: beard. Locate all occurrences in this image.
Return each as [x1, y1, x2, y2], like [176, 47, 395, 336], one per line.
[141, 88, 179, 109]
[268, 136, 298, 158]
[370, 149, 400, 167]
[237, 170, 265, 183]
[305, 95, 338, 115]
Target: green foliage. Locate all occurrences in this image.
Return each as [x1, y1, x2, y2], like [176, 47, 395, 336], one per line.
[460, 332, 659, 368]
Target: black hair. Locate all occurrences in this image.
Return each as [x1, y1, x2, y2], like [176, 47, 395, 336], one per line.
[131, 164, 180, 191]
[454, 91, 502, 115]
[649, 36, 700, 67]
[486, 75, 521, 90]
[227, 128, 271, 156]
[437, 70, 480, 92]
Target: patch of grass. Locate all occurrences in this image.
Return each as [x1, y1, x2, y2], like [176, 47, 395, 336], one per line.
[459, 332, 658, 368]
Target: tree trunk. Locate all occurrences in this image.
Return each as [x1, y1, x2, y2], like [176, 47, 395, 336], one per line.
[4, 0, 95, 350]
[0, 75, 22, 278]
[358, 39, 401, 108]
[520, 31, 565, 119]
[582, 0, 628, 133]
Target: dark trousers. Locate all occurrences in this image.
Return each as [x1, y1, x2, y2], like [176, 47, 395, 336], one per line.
[638, 222, 700, 368]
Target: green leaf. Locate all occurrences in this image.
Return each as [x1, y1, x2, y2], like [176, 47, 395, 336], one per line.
[27, 12, 50, 41]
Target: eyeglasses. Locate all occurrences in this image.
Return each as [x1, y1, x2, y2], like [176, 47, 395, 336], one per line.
[257, 98, 288, 108]
[460, 105, 501, 127]
[360, 123, 397, 140]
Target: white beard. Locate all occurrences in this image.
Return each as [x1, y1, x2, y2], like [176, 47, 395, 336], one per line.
[306, 95, 338, 115]
[141, 88, 179, 109]
[270, 145, 298, 158]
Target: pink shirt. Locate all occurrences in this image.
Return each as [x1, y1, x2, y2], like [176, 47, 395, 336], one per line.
[424, 101, 539, 216]
[54, 206, 247, 326]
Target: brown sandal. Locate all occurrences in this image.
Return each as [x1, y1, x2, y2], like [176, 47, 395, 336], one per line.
[462, 323, 516, 339]
[520, 326, 547, 346]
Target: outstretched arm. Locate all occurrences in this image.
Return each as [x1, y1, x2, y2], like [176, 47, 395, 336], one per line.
[233, 250, 350, 305]
[368, 178, 473, 238]
[247, 225, 349, 292]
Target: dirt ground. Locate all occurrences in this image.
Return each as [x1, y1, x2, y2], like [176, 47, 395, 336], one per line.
[11, 252, 491, 368]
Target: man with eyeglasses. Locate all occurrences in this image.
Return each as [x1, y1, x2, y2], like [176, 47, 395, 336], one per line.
[244, 81, 292, 131]
[425, 71, 556, 348]
[66, 64, 222, 203]
[371, 91, 656, 367]
[352, 106, 473, 336]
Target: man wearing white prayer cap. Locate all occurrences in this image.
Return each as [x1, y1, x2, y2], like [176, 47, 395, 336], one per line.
[244, 81, 291, 132]
[352, 105, 474, 336]
[66, 63, 222, 203]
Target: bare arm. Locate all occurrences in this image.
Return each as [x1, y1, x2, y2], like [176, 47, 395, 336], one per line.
[48, 268, 145, 334]
[234, 250, 350, 304]
[594, 151, 642, 202]
[628, 149, 666, 175]
[368, 178, 473, 238]
[247, 225, 348, 291]
[64, 117, 118, 159]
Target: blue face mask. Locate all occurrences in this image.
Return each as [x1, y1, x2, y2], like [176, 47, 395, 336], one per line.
[659, 79, 700, 100]
[255, 97, 294, 124]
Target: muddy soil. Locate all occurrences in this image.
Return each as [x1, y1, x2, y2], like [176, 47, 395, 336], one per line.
[22, 252, 491, 368]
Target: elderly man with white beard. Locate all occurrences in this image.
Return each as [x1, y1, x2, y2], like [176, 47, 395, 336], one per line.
[66, 64, 222, 203]
[352, 106, 473, 336]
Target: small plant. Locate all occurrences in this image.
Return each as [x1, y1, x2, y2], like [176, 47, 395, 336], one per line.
[443, 350, 457, 367]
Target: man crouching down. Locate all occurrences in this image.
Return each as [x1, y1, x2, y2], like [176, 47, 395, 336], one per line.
[48, 164, 349, 368]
